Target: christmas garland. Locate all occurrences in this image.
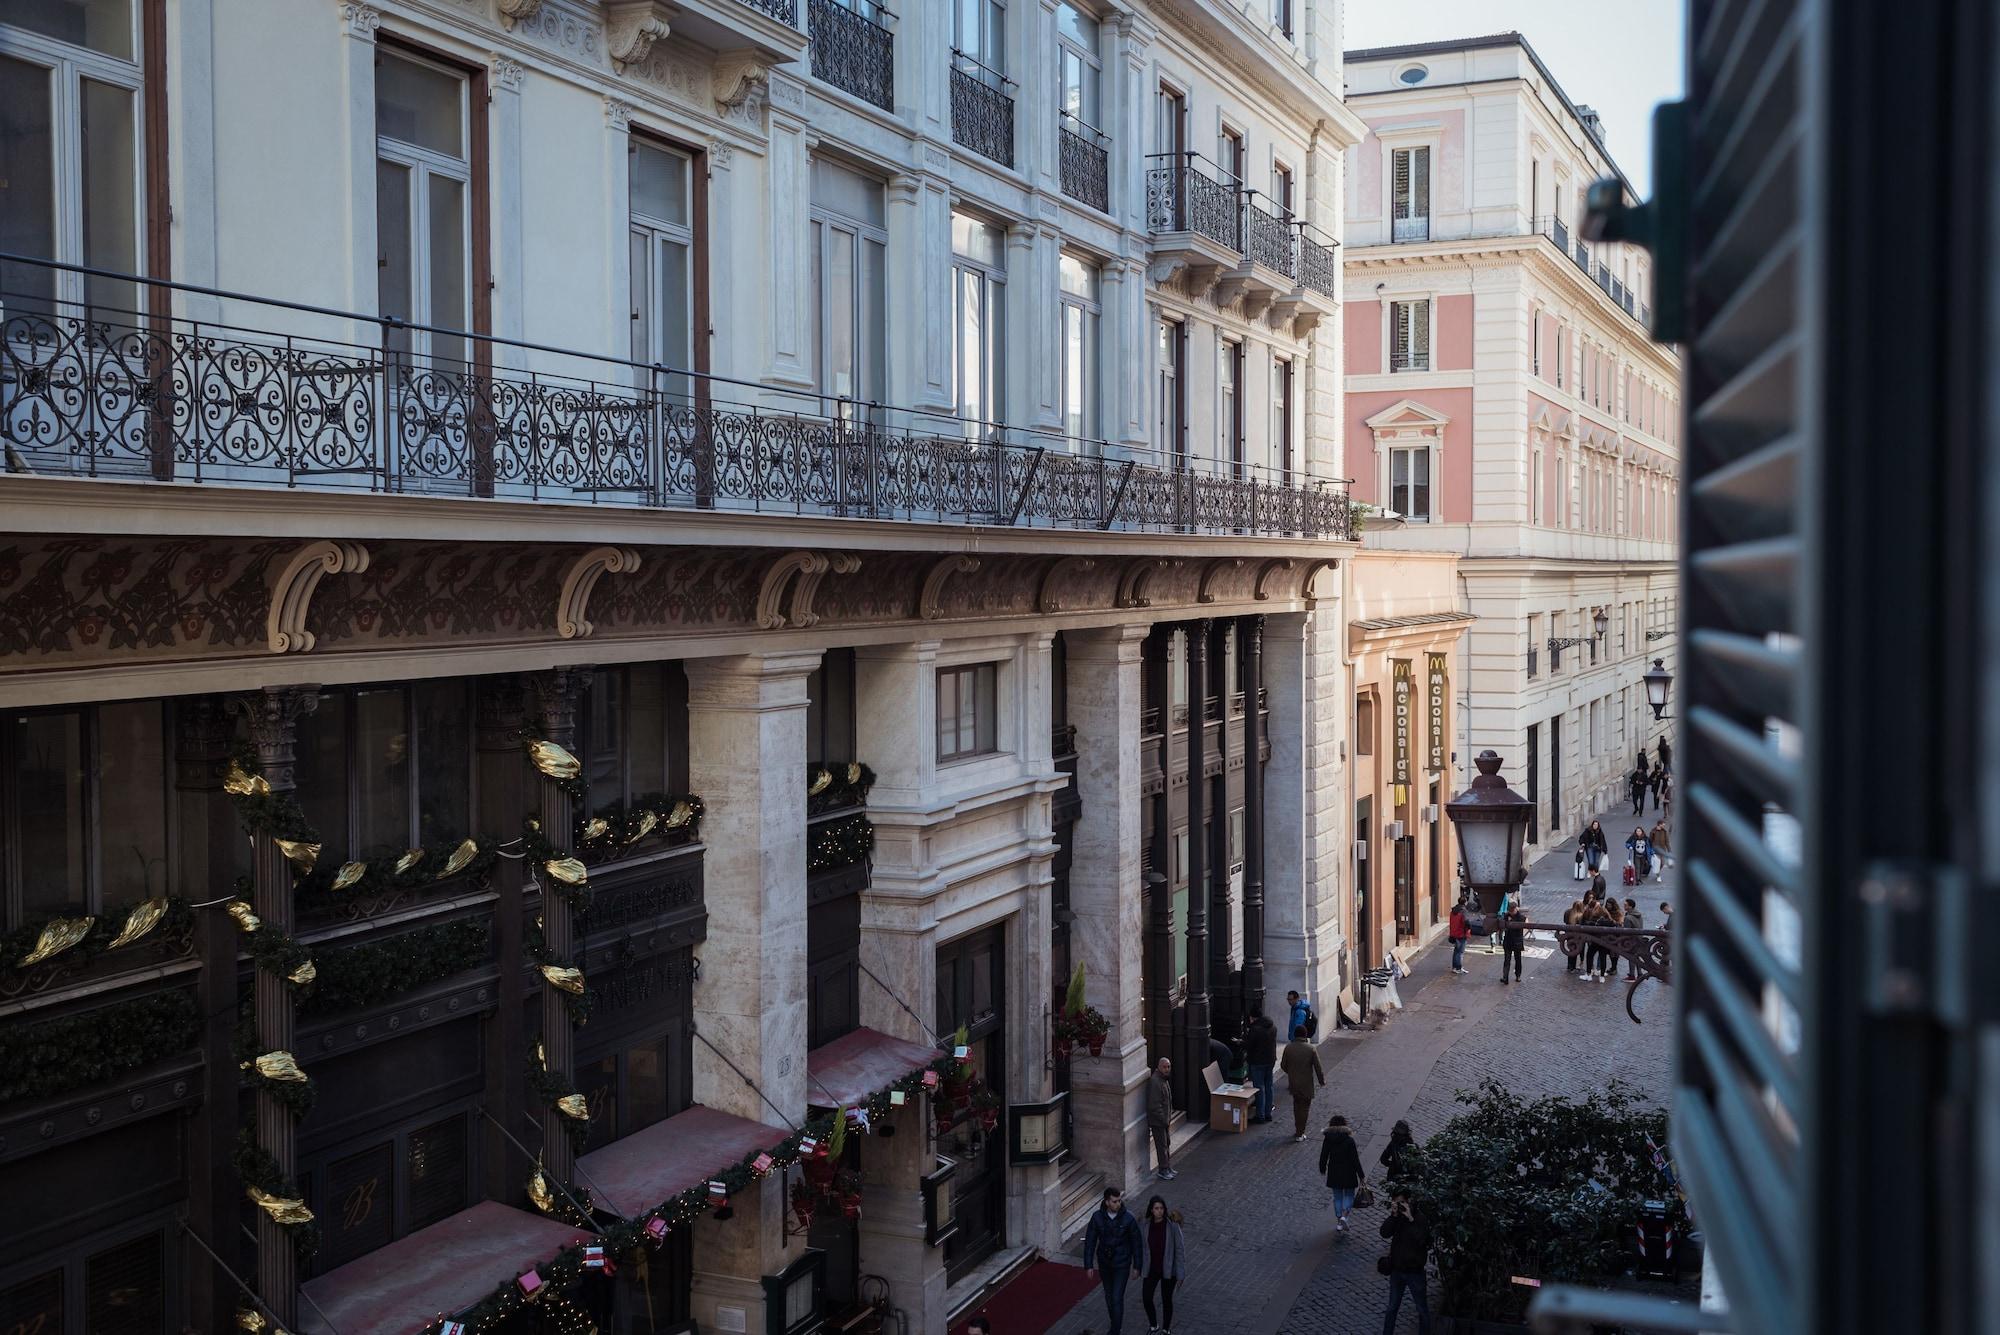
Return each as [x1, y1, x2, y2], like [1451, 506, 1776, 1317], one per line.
[807, 812, 876, 873]
[576, 792, 704, 863]
[0, 987, 200, 1107]
[0, 896, 193, 983]
[806, 761, 877, 817]
[299, 918, 492, 1019]
[527, 1040, 593, 1157]
[233, 1130, 321, 1261]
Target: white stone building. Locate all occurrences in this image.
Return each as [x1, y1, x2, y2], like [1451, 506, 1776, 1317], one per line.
[0, 1, 1363, 1332]
[1340, 32, 1680, 863]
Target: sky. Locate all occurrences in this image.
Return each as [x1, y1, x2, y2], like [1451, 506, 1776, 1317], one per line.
[1342, 0, 1686, 195]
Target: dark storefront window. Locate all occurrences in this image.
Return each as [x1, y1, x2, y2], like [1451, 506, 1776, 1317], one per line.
[291, 681, 473, 859]
[807, 648, 857, 764]
[576, 1031, 685, 1153]
[582, 662, 688, 819]
[0, 1223, 174, 1335]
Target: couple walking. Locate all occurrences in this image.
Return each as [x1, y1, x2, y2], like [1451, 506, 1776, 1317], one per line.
[1242, 1002, 1328, 1140]
[1082, 1188, 1187, 1335]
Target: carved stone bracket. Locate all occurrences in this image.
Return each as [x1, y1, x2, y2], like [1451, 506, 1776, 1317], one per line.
[1253, 557, 1295, 601]
[919, 555, 981, 621]
[496, 0, 546, 29]
[1117, 558, 1176, 609]
[1037, 556, 1096, 614]
[1296, 557, 1338, 602]
[713, 53, 771, 117]
[790, 554, 861, 629]
[756, 551, 824, 630]
[1197, 557, 1246, 604]
[556, 546, 643, 640]
[266, 540, 370, 654]
[606, 0, 671, 73]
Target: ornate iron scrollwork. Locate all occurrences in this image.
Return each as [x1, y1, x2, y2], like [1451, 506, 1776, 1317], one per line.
[949, 60, 1014, 168]
[809, 0, 893, 111]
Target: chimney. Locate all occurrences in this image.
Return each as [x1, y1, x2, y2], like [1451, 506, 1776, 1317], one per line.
[1577, 105, 1605, 143]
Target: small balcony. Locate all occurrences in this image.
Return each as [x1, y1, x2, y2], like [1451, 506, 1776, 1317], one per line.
[809, 0, 894, 112]
[659, 0, 808, 63]
[1270, 223, 1340, 336]
[1392, 214, 1431, 243]
[949, 53, 1014, 169]
[1145, 153, 1243, 294]
[1215, 195, 1300, 320]
[1058, 111, 1110, 213]
[1533, 215, 1653, 330]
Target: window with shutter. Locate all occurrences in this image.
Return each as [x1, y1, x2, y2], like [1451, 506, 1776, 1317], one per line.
[1389, 299, 1430, 372]
[1391, 146, 1431, 241]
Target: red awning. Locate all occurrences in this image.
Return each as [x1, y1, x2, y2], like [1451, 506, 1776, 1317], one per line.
[298, 1200, 587, 1334]
[805, 1025, 939, 1109]
[575, 1103, 788, 1218]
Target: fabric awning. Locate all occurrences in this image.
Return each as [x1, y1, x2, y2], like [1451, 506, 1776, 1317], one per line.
[299, 1200, 587, 1334]
[575, 1103, 788, 1218]
[805, 1025, 939, 1109]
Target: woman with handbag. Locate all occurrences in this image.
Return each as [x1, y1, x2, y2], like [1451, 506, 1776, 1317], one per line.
[1138, 1195, 1185, 1335]
[1319, 1113, 1365, 1232]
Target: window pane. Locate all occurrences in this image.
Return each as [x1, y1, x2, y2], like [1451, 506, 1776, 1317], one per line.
[1058, 254, 1094, 300]
[83, 1231, 163, 1335]
[627, 1038, 669, 1132]
[1056, 1, 1098, 47]
[577, 1051, 619, 1152]
[631, 140, 689, 227]
[0, 54, 56, 310]
[98, 702, 166, 906]
[956, 269, 985, 423]
[810, 157, 885, 228]
[292, 692, 348, 851]
[376, 50, 463, 157]
[1062, 305, 1085, 440]
[353, 688, 410, 857]
[658, 236, 690, 376]
[0, 1268, 62, 1335]
[588, 668, 623, 815]
[628, 663, 667, 799]
[375, 160, 413, 342]
[15, 712, 84, 917]
[78, 78, 138, 312]
[426, 173, 467, 360]
[9, 0, 134, 59]
[414, 678, 469, 846]
[628, 227, 650, 364]
[826, 230, 854, 398]
[861, 237, 885, 403]
[976, 664, 996, 753]
[951, 212, 1004, 268]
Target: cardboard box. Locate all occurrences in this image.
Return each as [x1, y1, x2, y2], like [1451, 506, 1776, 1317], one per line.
[1202, 1062, 1256, 1135]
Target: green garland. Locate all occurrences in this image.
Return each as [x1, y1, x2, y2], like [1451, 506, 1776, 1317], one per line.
[526, 1053, 592, 1156]
[294, 838, 502, 915]
[806, 761, 876, 816]
[576, 792, 704, 862]
[300, 919, 492, 1019]
[0, 897, 195, 984]
[0, 988, 199, 1107]
[807, 812, 876, 873]
[233, 1130, 321, 1261]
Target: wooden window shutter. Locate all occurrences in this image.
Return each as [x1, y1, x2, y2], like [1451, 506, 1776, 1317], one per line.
[1412, 146, 1431, 217]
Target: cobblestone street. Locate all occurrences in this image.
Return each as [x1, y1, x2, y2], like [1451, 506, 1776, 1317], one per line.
[1039, 804, 1679, 1335]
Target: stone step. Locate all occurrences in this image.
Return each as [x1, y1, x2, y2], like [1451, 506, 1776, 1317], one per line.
[1059, 1163, 1107, 1238]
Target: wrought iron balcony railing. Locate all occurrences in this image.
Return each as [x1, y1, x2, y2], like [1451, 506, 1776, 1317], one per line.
[1297, 225, 1339, 298]
[1145, 153, 1241, 252]
[1242, 197, 1296, 278]
[0, 256, 1354, 540]
[809, 0, 893, 112]
[741, 0, 796, 18]
[1391, 214, 1431, 243]
[1532, 216, 1652, 333]
[949, 54, 1014, 169]
[1058, 112, 1110, 213]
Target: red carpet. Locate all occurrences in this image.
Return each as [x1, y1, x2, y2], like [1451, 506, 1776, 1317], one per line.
[950, 1259, 1099, 1335]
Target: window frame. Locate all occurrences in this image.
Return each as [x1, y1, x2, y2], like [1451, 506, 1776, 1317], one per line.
[1389, 143, 1432, 240]
[1057, 251, 1100, 449]
[1155, 314, 1186, 465]
[1218, 335, 1244, 475]
[809, 160, 889, 419]
[1387, 442, 1434, 522]
[1388, 297, 1432, 373]
[627, 132, 699, 380]
[951, 210, 1007, 435]
[1271, 354, 1295, 482]
[1054, 2, 1101, 132]
[373, 41, 477, 365]
[936, 662, 1001, 764]
[290, 680, 478, 864]
[581, 662, 688, 820]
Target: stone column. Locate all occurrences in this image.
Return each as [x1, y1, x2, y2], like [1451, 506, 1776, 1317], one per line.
[476, 677, 529, 1201]
[1261, 612, 1320, 1008]
[526, 668, 587, 1184]
[1208, 622, 1234, 993]
[686, 651, 818, 1335]
[1181, 620, 1210, 1096]
[1063, 625, 1151, 1190]
[230, 685, 318, 1329]
[1141, 628, 1174, 1068]
[1241, 615, 1267, 1014]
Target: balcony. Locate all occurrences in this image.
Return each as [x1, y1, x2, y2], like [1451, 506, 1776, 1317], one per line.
[948, 54, 1014, 169]
[1532, 215, 1653, 330]
[1269, 223, 1340, 336]
[1297, 227, 1339, 299]
[1145, 153, 1243, 294]
[656, 0, 808, 63]
[0, 257, 1355, 541]
[1215, 195, 1302, 322]
[809, 0, 893, 112]
[1058, 112, 1110, 213]
[1392, 214, 1431, 243]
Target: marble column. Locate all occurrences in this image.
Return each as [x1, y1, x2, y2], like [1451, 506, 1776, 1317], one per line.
[685, 651, 818, 1335]
[1241, 616, 1268, 1014]
[1062, 625, 1151, 1191]
[1141, 628, 1174, 1069]
[1181, 621, 1210, 1096]
[527, 668, 587, 1185]
[230, 685, 318, 1329]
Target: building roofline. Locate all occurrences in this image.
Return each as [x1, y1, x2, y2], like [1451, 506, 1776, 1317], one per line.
[1344, 31, 1641, 201]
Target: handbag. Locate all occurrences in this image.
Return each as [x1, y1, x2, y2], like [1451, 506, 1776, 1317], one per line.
[1353, 1183, 1376, 1210]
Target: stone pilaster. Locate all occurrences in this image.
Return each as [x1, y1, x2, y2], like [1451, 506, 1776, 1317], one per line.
[526, 668, 587, 1185]
[1181, 620, 1210, 1094]
[1241, 615, 1268, 1015]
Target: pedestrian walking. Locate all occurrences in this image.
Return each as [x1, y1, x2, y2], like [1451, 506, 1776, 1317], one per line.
[1628, 765, 1649, 815]
[1082, 1187, 1144, 1334]
[1138, 1195, 1185, 1335]
[1318, 1114, 1365, 1231]
[1244, 1005, 1279, 1126]
[1622, 898, 1646, 979]
[1657, 737, 1673, 772]
[1378, 1120, 1418, 1183]
[1378, 1191, 1435, 1335]
[1580, 894, 1609, 980]
[1650, 817, 1672, 880]
[1280, 1025, 1326, 1140]
[1487, 887, 1514, 954]
[1500, 908, 1526, 984]
[1626, 825, 1652, 882]
[1659, 901, 1673, 930]
[1286, 989, 1317, 1042]
[1447, 897, 1470, 974]
[1563, 898, 1586, 977]
[1649, 763, 1668, 811]
[1147, 1059, 1176, 1180]
[1580, 819, 1609, 873]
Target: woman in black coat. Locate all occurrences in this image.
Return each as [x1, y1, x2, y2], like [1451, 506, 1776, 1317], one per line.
[1378, 1120, 1418, 1182]
[1318, 1113, 1365, 1231]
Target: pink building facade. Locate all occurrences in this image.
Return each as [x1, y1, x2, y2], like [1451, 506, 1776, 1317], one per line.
[1342, 33, 1681, 867]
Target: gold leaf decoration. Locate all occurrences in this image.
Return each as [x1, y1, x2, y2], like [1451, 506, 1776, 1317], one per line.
[246, 1186, 315, 1225]
[106, 898, 168, 950]
[535, 1037, 547, 1071]
[846, 763, 863, 785]
[625, 810, 657, 843]
[442, 838, 479, 876]
[236, 1306, 269, 1332]
[528, 739, 581, 780]
[665, 800, 693, 829]
[18, 916, 95, 968]
[287, 958, 317, 986]
[224, 763, 271, 798]
[248, 1050, 308, 1083]
[808, 768, 833, 796]
[543, 857, 589, 886]
[275, 839, 320, 873]
[540, 963, 585, 995]
[393, 848, 426, 875]
[582, 818, 610, 842]
[225, 900, 263, 933]
[331, 862, 367, 892]
[555, 1093, 590, 1120]
[527, 1165, 555, 1214]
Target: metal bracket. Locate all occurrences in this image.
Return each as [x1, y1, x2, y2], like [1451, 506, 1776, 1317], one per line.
[1583, 99, 1687, 345]
[1860, 862, 1986, 1027]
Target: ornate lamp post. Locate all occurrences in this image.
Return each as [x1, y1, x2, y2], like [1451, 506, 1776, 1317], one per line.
[1643, 658, 1674, 719]
[1593, 606, 1610, 641]
[1445, 750, 1534, 915]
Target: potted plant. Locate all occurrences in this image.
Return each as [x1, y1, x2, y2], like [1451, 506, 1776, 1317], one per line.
[973, 1087, 1001, 1133]
[789, 1180, 817, 1230]
[1075, 1006, 1111, 1057]
[833, 1170, 863, 1220]
[1050, 1011, 1079, 1060]
[1055, 964, 1112, 1057]
[942, 1025, 976, 1097]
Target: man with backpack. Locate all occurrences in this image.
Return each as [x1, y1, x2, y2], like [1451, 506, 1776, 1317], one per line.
[1286, 989, 1317, 1041]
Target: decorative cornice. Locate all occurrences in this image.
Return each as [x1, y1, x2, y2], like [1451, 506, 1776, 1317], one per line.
[556, 546, 642, 640]
[606, 0, 671, 74]
[919, 554, 981, 621]
[1037, 556, 1096, 614]
[266, 540, 370, 653]
[1117, 557, 1176, 609]
[713, 54, 771, 117]
[756, 550, 824, 630]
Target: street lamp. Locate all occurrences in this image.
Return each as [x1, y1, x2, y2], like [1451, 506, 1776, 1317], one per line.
[1445, 750, 1534, 914]
[1593, 607, 1610, 640]
[1643, 658, 1674, 719]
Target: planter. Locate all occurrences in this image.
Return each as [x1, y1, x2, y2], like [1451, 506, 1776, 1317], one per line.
[1085, 1033, 1106, 1057]
[840, 1194, 862, 1220]
[802, 1157, 837, 1188]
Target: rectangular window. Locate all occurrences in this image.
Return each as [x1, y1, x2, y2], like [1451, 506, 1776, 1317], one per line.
[1390, 299, 1430, 372]
[953, 0, 1006, 74]
[1271, 356, 1295, 480]
[1527, 616, 1541, 679]
[376, 45, 472, 364]
[1058, 253, 1100, 446]
[1156, 316, 1185, 463]
[1555, 326, 1566, 388]
[1274, 0, 1294, 38]
[1532, 447, 1544, 524]
[1218, 337, 1243, 474]
[292, 682, 477, 863]
[951, 211, 1006, 433]
[1271, 163, 1294, 216]
[0, 1, 145, 314]
[937, 663, 999, 762]
[1391, 145, 1431, 241]
[629, 136, 695, 396]
[1055, 2, 1100, 130]
[810, 157, 887, 418]
[1531, 310, 1542, 376]
[1551, 611, 1564, 671]
[1155, 84, 1185, 159]
[582, 663, 683, 818]
[1219, 126, 1245, 186]
[1389, 445, 1432, 521]
[1355, 696, 1375, 755]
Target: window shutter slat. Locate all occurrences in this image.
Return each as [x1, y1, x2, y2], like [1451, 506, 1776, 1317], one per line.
[1413, 301, 1429, 369]
[1413, 146, 1431, 216]
[1393, 149, 1409, 216]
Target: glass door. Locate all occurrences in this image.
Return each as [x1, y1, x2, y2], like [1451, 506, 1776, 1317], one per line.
[936, 926, 1006, 1285]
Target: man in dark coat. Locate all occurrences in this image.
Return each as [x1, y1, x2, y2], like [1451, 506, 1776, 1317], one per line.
[1082, 1186, 1143, 1334]
[1378, 1191, 1434, 1334]
[1146, 1058, 1176, 1180]
[1629, 764, 1650, 815]
[1500, 908, 1526, 984]
[1279, 1026, 1326, 1141]
[1244, 1004, 1280, 1124]
[1318, 1114, 1365, 1230]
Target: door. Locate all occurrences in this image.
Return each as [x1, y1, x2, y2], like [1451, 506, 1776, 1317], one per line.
[936, 926, 1006, 1285]
[1548, 714, 1562, 837]
[1428, 779, 1442, 922]
[1526, 722, 1540, 846]
[1353, 795, 1373, 970]
[1393, 836, 1415, 937]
